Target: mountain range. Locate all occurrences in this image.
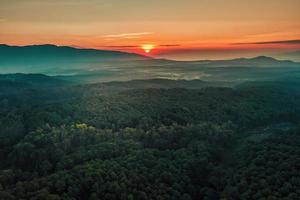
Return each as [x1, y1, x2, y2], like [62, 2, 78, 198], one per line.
[0, 44, 299, 83]
[0, 44, 148, 74]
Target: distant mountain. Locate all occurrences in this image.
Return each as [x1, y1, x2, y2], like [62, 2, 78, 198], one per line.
[0, 73, 68, 87]
[228, 56, 279, 64]
[276, 50, 300, 62]
[0, 44, 148, 74]
[1, 44, 299, 83]
[186, 56, 297, 67]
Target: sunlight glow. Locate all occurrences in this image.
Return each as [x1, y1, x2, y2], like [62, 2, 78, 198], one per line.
[141, 44, 155, 53]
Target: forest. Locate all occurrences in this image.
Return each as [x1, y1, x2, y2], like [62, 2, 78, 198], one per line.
[0, 76, 300, 200]
[1, 0, 300, 199]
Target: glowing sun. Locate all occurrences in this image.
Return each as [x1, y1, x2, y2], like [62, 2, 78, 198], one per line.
[141, 44, 155, 53]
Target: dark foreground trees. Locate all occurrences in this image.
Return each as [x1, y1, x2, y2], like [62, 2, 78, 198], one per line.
[0, 84, 300, 199]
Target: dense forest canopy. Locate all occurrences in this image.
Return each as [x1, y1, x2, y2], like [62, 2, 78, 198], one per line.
[0, 75, 300, 200]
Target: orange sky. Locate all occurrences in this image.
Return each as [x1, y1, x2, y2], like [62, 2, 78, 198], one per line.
[0, 0, 299, 60]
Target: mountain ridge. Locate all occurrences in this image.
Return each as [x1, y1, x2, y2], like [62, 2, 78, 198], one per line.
[1, 44, 299, 82]
[0, 44, 150, 74]
[1, 44, 298, 63]
[0, 43, 149, 58]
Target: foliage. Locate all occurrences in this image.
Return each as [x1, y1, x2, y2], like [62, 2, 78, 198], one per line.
[0, 80, 299, 199]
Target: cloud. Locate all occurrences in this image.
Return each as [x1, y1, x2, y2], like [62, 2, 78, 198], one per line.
[102, 45, 139, 48]
[233, 39, 300, 45]
[103, 32, 153, 38]
[159, 44, 181, 47]
[99, 44, 180, 49]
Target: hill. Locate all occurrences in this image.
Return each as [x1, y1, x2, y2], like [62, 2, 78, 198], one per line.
[0, 44, 148, 74]
[186, 56, 297, 67]
[0, 73, 68, 87]
[0, 73, 230, 107]
[1, 44, 299, 83]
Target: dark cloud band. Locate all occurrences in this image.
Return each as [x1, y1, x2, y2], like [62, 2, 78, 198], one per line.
[233, 39, 300, 45]
[100, 44, 181, 48]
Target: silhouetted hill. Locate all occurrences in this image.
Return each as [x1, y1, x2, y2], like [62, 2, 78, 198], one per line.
[0, 44, 148, 74]
[0, 44, 146, 59]
[0, 73, 68, 87]
[1, 44, 299, 83]
[194, 56, 297, 67]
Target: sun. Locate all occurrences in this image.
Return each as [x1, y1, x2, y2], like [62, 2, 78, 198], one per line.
[141, 44, 155, 53]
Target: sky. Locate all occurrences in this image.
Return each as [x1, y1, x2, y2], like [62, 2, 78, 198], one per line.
[0, 0, 300, 60]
